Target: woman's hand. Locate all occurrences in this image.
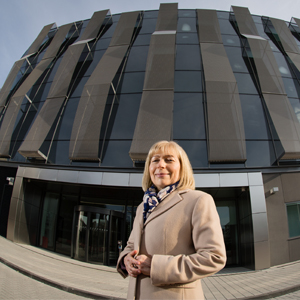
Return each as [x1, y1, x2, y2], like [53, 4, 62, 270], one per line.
[124, 250, 141, 277]
[136, 254, 152, 277]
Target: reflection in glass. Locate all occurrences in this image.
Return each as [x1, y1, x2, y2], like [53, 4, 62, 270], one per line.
[74, 211, 88, 261]
[39, 192, 59, 251]
[89, 213, 108, 264]
[175, 45, 201, 70]
[174, 71, 202, 92]
[286, 203, 300, 238]
[216, 200, 239, 265]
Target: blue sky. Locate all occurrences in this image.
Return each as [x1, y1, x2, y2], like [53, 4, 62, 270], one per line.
[1, 0, 299, 88]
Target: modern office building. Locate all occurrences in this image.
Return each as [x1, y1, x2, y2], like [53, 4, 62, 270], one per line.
[1, 3, 300, 270]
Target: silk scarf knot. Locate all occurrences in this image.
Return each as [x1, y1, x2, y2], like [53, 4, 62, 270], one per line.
[143, 181, 179, 222]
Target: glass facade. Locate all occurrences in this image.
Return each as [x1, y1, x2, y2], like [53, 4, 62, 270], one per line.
[1, 7, 300, 167]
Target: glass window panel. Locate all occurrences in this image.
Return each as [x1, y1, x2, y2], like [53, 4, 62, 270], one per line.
[175, 44, 201, 70]
[245, 141, 277, 167]
[254, 22, 270, 40]
[117, 72, 145, 94]
[222, 35, 241, 47]
[139, 18, 157, 34]
[101, 140, 133, 167]
[272, 52, 292, 78]
[48, 140, 70, 165]
[286, 203, 300, 237]
[217, 11, 230, 19]
[101, 22, 118, 39]
[175, 140, 208, 168]
[133, 34, 152, 46]
[109, 93, 142, 139]
[174, 71, 202, 92]
[282, 77, 300, 98]
[124, 46, 149, 72]
[176, 33, 199, 45]
[10, 141, 27, 162]
[143, 11, 159, 19]
[268, 39, 280, 52]
[69, 76, 89, 98]
[84, 50, 106, 77]
[46, 56, 62, 82]
[224, 46, 248, 73]
[173, 93, 206, 139]
[252, 15, 262, 23]
[56, 194, 78, 256]
[55, 97, 80, 140]
[178, 10, 196, 18]
[33, 82, 53, 102]
[234, 73, 258, 94]
[240, 94, 270, 139]
[177, 18, 197, 32]
[94, 37, 111, 51]
[288, 98, 300, 123]
[218, 19, 238, 35]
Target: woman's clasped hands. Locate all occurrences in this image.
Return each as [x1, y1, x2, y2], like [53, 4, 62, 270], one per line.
[124, 250, 152, 277]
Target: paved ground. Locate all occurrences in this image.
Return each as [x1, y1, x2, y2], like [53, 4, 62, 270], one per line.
[0, 236, 300, 300]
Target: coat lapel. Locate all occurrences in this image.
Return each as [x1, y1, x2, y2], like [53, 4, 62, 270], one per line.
[144, 190, 188, 226]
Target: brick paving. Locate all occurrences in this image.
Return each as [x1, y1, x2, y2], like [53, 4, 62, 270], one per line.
[0, 236, 299, 299]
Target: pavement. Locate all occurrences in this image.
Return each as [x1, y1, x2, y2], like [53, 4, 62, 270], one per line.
[0, 236, 300, 300]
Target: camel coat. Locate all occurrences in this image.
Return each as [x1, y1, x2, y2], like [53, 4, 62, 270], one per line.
[117, 189, 226, 300]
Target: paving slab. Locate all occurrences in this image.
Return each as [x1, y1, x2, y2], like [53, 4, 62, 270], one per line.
[0, 236, 300, 300]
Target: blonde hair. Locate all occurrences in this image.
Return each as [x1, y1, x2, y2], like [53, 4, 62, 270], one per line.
[142, 141, 195, 191]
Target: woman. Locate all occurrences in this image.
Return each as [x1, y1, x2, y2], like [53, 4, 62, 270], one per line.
[117, 141, 226, 300]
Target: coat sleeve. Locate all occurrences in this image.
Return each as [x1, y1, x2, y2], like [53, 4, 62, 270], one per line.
[150, 193, 226, 286]
[116, 203, 143, 278]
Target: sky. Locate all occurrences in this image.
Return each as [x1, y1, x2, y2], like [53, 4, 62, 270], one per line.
[1, 0, 300, 88]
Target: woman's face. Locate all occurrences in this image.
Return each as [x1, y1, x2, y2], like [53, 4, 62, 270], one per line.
[149, 149, 181, 191]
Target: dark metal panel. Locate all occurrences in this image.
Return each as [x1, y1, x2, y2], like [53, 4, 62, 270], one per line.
[0, 58, 52, 157]
[0, 59, 27, 110]
[0, 24, 74, 158]
[69, 11, 141, 161]
[231, 6, 259, 36]
[143, 32, 176, 90]
[246, 37, 286, 95]
[42, 23, 74, 60]
[263, 93, 300, 159]
[109, 11, 141, 46]
[18, 11, 110, 160]
[198, 9, 246, 162]
[129, 90, 174, 161]
[155, 3, 178, 31]
[129, 5, 178, 162]
[269, 18, 300, 73]
[197, 9, 222, 43]
[18, 96, 65, 159]
[270, 18, 299, 54]
[25, 23, 56, 57]
[232, 7, 300, 160]
[80, 10, 110, 41]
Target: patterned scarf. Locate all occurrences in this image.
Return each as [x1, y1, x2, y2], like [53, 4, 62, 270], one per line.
[143, 181, 179, 222]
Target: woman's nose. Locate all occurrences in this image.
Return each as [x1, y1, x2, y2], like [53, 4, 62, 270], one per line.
[157, 160, 166, 168]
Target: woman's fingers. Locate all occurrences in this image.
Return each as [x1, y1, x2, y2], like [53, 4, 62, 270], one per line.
[124, 250, 141, 277]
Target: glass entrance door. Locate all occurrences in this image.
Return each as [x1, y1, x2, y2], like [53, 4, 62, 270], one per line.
[72, 205, 124, 265]
[216, 200, 239, 266]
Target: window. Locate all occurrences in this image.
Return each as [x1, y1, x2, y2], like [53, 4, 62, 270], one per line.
[286, 202, 300, 238]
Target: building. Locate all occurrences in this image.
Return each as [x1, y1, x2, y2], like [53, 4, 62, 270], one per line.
[0, 3, 300, 270]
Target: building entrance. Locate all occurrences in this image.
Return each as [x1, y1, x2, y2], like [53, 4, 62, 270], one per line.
[72, 205, 125, 265]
